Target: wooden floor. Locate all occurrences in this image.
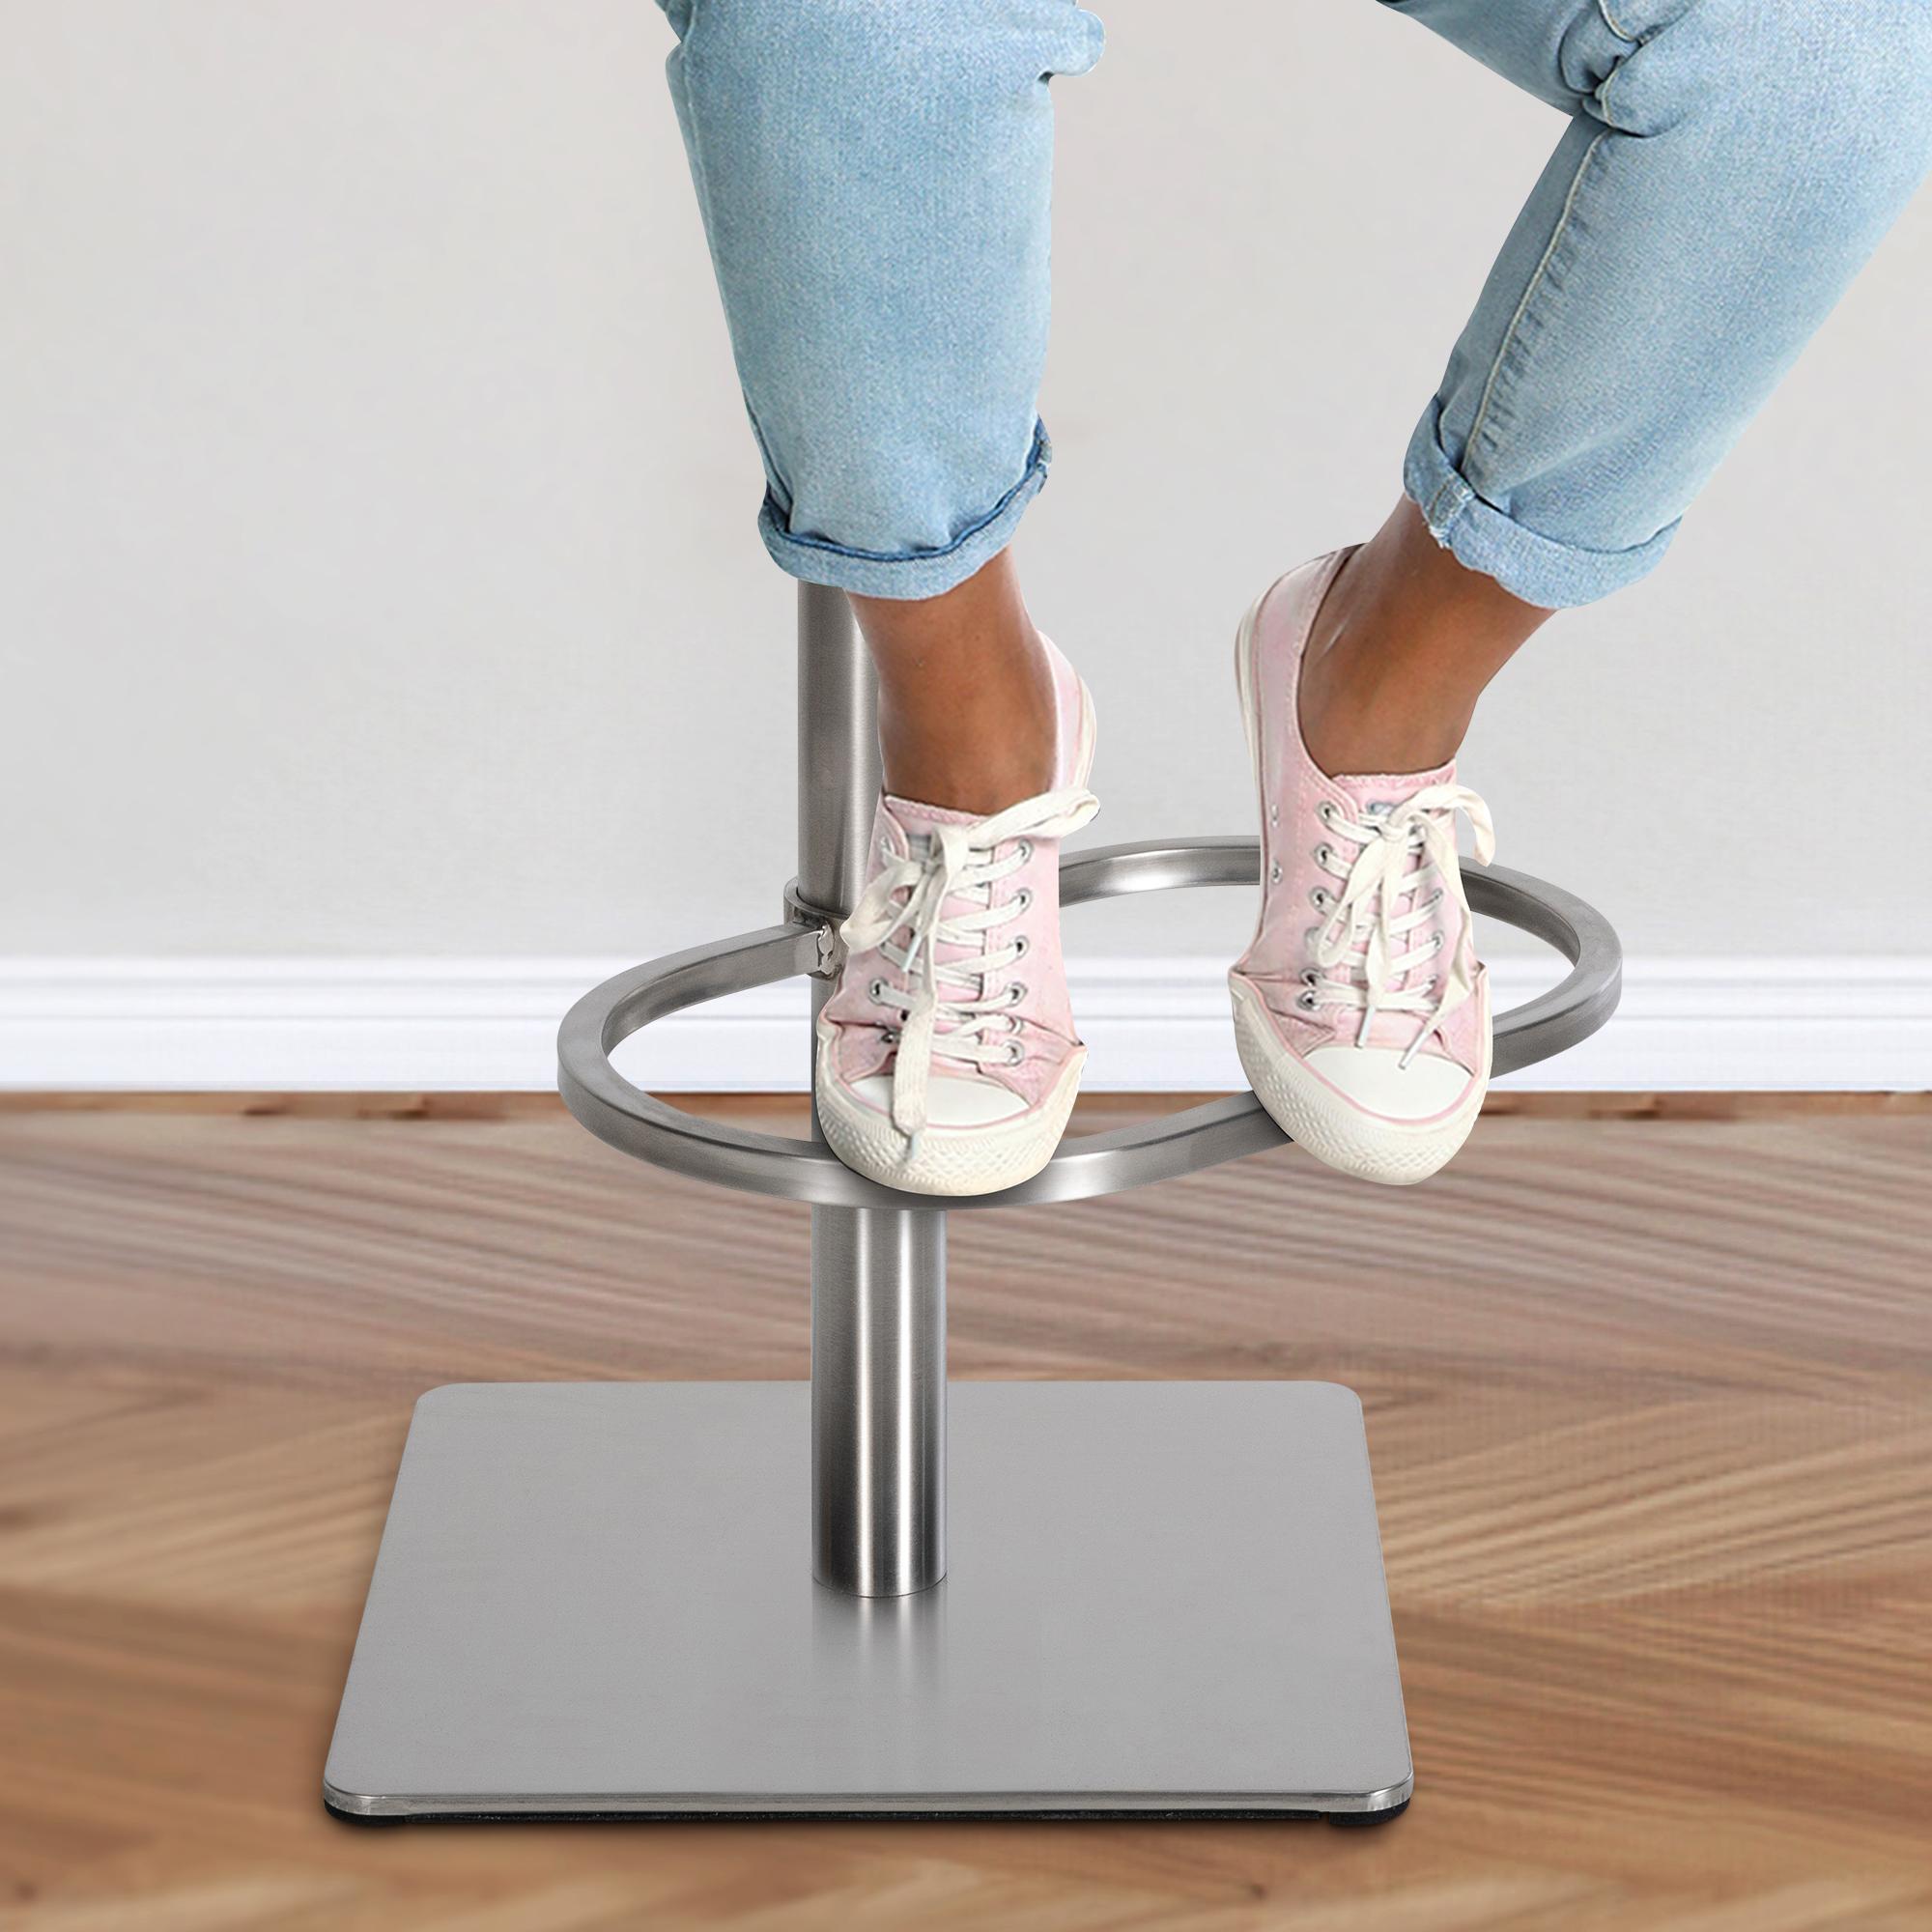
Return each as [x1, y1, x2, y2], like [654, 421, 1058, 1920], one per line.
[2, 1094, 1929, 1930]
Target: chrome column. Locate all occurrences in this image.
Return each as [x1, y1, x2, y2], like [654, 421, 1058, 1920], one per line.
[799, 584, 947, 1597]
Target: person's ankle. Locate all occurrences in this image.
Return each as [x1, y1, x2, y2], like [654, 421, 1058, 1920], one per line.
[856, 549, 1057, 814]
[879, 636, 1057, 813]
[1299, 657, 1466, 778]
[1299, 576, 1465, 777]
[882, 736, 1055, 815]
[1293, 501, 1548, 778]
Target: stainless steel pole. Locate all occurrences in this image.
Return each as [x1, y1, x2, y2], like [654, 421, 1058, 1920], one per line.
[798, 583, 947, 1597]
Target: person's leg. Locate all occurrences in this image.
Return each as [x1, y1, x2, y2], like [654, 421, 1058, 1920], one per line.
[1299, 0, 1932, 780]
[1239, 0, 1932, 1183]
[1296, 499, 1549, 778]
[656, 0, 1100, 816]
[653, 0, 1106, 1194]
[850, 552, 1056, 814]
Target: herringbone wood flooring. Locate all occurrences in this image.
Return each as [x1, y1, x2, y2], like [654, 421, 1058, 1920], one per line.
[2, 1094, 1927, 1930]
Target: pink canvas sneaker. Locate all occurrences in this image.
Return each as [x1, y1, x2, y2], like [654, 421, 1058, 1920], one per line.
[1229, 554, 1496, 1185]
[813, 641, 1098, 1197]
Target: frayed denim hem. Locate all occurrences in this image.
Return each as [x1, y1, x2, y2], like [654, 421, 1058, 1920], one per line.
[757, 424, 1051, 600]
[1403, 401, 1678, 610]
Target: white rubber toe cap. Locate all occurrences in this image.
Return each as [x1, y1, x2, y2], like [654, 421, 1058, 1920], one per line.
[1302, 1044, 1476, 1122]
[848, 1073, 1028, 1126]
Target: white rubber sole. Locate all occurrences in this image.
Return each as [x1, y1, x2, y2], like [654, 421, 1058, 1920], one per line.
[813, 1040, 1086, 1198]
[1230, 585, 1487, 1188]
[1229, 978, 1486, 1186]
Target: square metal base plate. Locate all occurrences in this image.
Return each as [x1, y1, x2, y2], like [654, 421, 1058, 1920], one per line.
[325, 1381, 1411, 1820]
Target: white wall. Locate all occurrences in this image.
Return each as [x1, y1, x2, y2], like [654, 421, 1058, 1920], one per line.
[3, 3, 1929, 1085]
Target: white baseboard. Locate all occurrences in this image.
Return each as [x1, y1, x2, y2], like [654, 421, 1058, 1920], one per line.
[1, 955, 1927, 1094]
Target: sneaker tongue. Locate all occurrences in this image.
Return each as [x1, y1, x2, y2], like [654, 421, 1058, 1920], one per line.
[884, 794, 985, 838]
[1327, 759, 1455, 814]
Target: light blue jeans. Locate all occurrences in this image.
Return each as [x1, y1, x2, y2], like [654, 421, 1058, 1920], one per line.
[656, 0, 1932, 608]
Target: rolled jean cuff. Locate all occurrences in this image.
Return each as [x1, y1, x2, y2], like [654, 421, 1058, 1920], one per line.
[756, 422, 1052, 600]
[1402, 400, 1678, 610]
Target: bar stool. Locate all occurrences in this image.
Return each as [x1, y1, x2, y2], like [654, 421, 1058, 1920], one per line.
[325, 583, 1621, 1822]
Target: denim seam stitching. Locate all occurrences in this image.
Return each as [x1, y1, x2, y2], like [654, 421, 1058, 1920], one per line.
[763, 424, 1049, 566]
[1595, 0, 1639, 44]
[669, 14, 744, 484]
[670, 9, 803, 524]
[1460, 128, 1609, 502]
[1595, 65, 1623, 132]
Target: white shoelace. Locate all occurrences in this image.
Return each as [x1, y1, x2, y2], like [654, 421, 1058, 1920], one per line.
[839, 786, 1099, 1151]
[1305, 782, 1495, 1068]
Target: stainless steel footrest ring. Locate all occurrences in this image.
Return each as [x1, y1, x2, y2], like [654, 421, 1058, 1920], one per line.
[557, 836, 1622, 1210]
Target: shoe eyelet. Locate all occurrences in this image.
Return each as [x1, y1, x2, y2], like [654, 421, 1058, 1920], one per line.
[869, 978, 888, 1001]
[1013, 935, 1029, 959]
[1268, 803, 1280, 825]
[1004, 1041, 1026, 1065]
[1314, 842, 1333, 867]
[1296, 989, 1319, 1011]
[1300, 968, 1320, 987]
[1268, 862, 1283, 885]
[1431, 932, 1445, 953]
[1016, 839, 1034, 863]
[1304, 925, 1321, 948]
[1008, 980, 1027, 1005]
[1014, 886, 1034, 913]
[1422, 978, 1437, 995]
[1318, 802, 1338, 828]
[881, 1028, 899, 1043]
[1309, 887, 1331, 911]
